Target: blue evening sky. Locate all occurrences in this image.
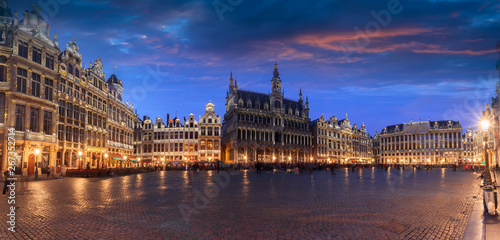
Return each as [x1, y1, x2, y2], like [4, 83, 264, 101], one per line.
[11, 0, 500, 134]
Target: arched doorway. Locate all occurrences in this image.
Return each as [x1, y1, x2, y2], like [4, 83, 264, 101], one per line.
[28, 154, 35, 175]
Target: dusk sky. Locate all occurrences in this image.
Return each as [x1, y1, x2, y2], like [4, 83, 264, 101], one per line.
[12, 0, 500, 134]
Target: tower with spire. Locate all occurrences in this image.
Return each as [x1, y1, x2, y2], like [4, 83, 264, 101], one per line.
[221, 60, 312, 165]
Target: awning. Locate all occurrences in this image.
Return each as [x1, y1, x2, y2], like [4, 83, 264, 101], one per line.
[113, 158, 124, 161]
[126, 156, 137, 161]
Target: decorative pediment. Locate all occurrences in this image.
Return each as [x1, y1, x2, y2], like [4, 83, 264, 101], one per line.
[89, 57, 105, 78]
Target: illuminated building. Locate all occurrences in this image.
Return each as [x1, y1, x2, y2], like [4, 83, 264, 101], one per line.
[221, 63, 312, 164]
[378, 119, 462, 164]
[311, 114, 372, 163]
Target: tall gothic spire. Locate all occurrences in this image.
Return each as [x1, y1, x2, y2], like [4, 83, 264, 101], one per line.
[229, 71, 233, 87]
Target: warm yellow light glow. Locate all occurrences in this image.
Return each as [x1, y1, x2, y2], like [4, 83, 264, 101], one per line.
[288, 156, 291, 160]
[244, 156, 247, 159]
[35, 149, 40, 155]
[481, 119, 489, 131]
[124, 156, 127, 160]
[310, 157, 313, 161]
[78, 151, 82, 156]
[104, 153, 108, 158]
[138, 157, 141, 161]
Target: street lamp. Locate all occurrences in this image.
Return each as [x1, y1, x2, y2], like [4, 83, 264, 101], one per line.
[244, 156, 247, 163]
[34, 149, 40, 180]
[78, 151, 82, 170]
[481, 118, 497, 215]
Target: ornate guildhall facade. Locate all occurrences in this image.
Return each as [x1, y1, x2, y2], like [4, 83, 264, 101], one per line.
[311, 114, 372, 163]
[0, 2, 136, 174]
[133, 101, 221, 164]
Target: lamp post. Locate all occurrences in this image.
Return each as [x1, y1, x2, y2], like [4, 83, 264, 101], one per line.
[34, 149, 40, 180]
[78, 151, 82, 170]
[481, 118, 497, 215]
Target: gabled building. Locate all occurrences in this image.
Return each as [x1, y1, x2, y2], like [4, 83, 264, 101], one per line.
[310, 114, 372, 163]
[221, 62, 312, 164]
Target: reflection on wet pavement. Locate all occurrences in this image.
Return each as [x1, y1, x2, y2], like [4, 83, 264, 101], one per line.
[0, 168, 480, 239]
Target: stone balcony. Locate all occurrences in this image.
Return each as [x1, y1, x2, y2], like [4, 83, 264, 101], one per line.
[15, 131, 57, 143]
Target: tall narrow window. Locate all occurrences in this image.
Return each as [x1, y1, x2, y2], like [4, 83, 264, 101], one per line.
[18, 41, 28, 58]
[43, 111, 52, 134]
[68, 64, 73, 75]
[17, 68, 27, 93]
[32, 46, 42, 64]
[44, 78, 53, 101]
[30, 107, 39, 132]
[31, 73, 41, 97]
[0, 65, 6, 82]
[15, 105, 26, 131]
[59, 79, 66, 93]
[0, 93, 4, 123]
[45, 54, 54, 70]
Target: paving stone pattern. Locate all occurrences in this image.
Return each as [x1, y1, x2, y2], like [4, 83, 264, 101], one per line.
[0, 168, 481, 239]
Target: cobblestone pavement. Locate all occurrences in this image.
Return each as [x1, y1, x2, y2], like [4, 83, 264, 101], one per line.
[0, 168, 481, 239]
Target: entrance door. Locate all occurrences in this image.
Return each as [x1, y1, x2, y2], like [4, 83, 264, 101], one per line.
[28, 154, 35, 175]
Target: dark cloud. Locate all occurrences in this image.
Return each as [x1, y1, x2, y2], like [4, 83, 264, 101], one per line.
[10, 0, 500, 133]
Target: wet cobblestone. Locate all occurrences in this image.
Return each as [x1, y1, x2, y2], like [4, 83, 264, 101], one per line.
[0, 168, 480, 239]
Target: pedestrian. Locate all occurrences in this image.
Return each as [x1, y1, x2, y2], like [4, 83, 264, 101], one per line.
[2, 168, 10, 196]
[46, 167, 51, 178]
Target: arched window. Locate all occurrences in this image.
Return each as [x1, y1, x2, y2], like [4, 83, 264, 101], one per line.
[274, 100, 280, 109]
[208, 118, 212, 123]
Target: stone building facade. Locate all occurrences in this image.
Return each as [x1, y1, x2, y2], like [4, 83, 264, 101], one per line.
[378, 119, 463, 164]
[462, 127, 474, 164]
[199, 101, 221, 162]
[133, 101, 221, 165]
[0, 2, 136, 174]
[310, 114, 372, 163]
[221, 63, 312, 164]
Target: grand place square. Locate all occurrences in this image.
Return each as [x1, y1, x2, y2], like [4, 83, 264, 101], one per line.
[1, 0, 500, 239]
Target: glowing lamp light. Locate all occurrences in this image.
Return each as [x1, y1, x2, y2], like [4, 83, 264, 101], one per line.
[104, 153, 108, 158]
[481, 119, 489, 131]
[78, 151, 82, 156]
[124, 156, 127, 160]
[35, 149, 40, 155]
